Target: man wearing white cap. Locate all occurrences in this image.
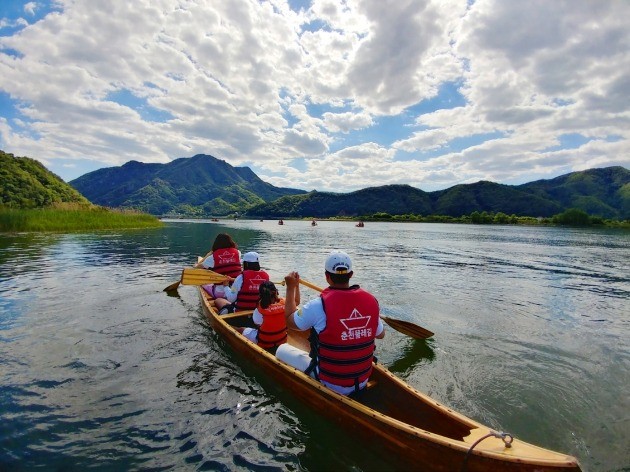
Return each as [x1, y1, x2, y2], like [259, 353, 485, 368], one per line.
[280, 250, 385, 396]
[214, 251, 270, 314]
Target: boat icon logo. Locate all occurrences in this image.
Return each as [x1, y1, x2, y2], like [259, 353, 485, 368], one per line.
[217, 253, 236, 264]
[247, 275, 268, 290]
[340, 308, 371, 331]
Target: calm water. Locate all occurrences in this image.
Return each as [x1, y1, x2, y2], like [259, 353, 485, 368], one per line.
[0, 220, 628, 471]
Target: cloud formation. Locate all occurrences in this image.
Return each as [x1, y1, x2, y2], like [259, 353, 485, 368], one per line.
[0, 0, 628, 191]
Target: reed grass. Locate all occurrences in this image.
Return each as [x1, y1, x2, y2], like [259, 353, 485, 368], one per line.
[0, 203, 163, 232]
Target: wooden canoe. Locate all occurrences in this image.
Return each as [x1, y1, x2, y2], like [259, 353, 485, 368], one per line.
[198, 288, 581, 472]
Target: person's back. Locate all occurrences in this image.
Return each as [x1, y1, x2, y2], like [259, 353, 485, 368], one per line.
[239, 281, 287, 353]
[215, 251, 269, 314]
[211, 247, 242, 278]
[281, 250, 385, 396]
[316, 284, 379, 391]
[197, 233, 241, 298]
[236, 263, 270, 310]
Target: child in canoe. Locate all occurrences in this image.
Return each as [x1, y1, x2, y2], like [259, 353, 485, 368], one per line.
[238, 280, 298, 353]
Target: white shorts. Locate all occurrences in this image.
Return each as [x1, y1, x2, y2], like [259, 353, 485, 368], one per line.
[241, 327, 258, 343]
[275, 343, 368, 396]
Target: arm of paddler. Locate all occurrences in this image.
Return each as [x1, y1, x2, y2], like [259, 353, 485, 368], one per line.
[222, 274, 242, 302]
[284, 271, 302, 330]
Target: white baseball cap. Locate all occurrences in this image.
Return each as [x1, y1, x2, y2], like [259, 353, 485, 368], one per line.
[243, 251, 259, 263]
[325, 251, 353, 274]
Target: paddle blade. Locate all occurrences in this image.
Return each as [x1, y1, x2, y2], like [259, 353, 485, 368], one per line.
[381, 316, 434, 339]
[181, 268, 230, 286]
[163, 280, 181, 292]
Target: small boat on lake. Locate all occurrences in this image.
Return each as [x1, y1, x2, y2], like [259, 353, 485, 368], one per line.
[198, 287, 581, 472]
[278, 219, 284, 225]
[356, 220, 365, 227]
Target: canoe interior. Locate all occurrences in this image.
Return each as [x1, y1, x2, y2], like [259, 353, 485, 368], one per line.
[199, 289, 581, 472]
[203, 291, 474, 441]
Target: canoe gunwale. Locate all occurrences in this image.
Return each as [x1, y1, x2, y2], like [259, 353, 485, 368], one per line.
[198, 288, 581, 471]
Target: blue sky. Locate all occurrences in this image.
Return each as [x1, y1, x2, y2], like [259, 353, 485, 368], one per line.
[1, 0, 628, 191]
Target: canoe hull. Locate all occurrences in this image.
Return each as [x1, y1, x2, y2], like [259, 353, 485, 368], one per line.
[199, 289, 581, 472]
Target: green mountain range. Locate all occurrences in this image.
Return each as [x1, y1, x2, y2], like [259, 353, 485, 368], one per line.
[3, 149, 628, 220]
[247, 166, 630, 219]
[70, 154, 306, 216]
[1, 150, 90, 208]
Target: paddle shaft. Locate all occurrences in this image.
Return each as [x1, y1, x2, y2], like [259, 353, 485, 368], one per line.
[296, 278, 433, 339]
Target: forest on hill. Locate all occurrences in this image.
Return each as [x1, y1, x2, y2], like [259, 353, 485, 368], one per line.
[246, 167, 630, 220]
[1, 151, 90, 208]
[70, 154, 305, 216]
[3, 149, 629, 221]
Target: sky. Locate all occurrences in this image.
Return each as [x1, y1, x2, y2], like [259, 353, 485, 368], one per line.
[0, 0, 629, 192]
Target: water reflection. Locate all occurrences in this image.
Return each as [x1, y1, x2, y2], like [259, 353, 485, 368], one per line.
[1, 221, 628, 471]
[387, 338, 436, 375]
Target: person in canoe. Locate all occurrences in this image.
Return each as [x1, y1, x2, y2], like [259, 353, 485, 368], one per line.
[237, 280, 297, 354]
[194, 233, 242, 298]
[214, 251, 270, 314]
[279, 251, 385, 396]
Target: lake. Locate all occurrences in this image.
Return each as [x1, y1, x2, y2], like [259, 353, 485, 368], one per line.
[0, 220, 628, 471]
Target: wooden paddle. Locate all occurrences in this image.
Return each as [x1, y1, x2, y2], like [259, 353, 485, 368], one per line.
[164, 251, 214, 292]
[297, 278, 434, 339]
[164, 268, 231, 292]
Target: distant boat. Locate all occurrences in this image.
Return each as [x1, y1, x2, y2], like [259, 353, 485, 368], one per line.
[278, 219, 284, 225]
[311, 220, 317, 226]
[356, 221, 365, 227]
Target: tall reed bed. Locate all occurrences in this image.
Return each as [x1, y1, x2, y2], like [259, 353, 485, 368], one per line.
[0, 204, 163, 232]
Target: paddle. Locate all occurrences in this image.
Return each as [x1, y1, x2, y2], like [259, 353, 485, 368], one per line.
[163, 251, 214, 292]
[296, 278, 434, 339]
[164, 268, 232, 292]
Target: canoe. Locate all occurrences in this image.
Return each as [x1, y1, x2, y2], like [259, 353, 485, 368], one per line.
[198, 288, 581, 471]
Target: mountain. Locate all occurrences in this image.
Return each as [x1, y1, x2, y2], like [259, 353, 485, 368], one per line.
[1, 150, 90, 208]
[7, 148, 625, 219]
[69, 154, 306, 216]
[246, 166, 630, 219]
[246, 185, 434, 218]
[517, 166, 630, 218]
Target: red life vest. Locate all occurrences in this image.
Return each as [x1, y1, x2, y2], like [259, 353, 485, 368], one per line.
[236, 270, 270, 310]
[211, 248, 242, 278]
[316, 286, 379, 389]
[256, 298, 287, 349]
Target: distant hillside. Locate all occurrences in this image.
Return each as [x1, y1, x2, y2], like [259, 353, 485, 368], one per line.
[69, 154, 306, 216]
[8, 148, 626, 219]
[517, 166, 630, 218]
[247, 167, 630, 219]
[0, 150, 90, 208]
[247, 185, 434, 218]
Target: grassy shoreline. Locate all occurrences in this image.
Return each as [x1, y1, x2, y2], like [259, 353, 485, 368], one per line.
[0, 206, 163, 232]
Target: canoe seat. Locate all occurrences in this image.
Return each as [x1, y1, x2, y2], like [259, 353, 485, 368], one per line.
[366, 380, 377, 390]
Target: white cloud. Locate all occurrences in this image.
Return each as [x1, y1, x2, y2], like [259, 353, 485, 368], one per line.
[0, 0, 628, 190]
[24, 3, 39, 15]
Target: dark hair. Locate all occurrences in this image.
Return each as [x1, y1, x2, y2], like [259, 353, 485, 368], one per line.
[212, 233, 237, 251]
[244, 261, 261, 271]
[259, 281, 279, 309]
[326, 271, 352, 285]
